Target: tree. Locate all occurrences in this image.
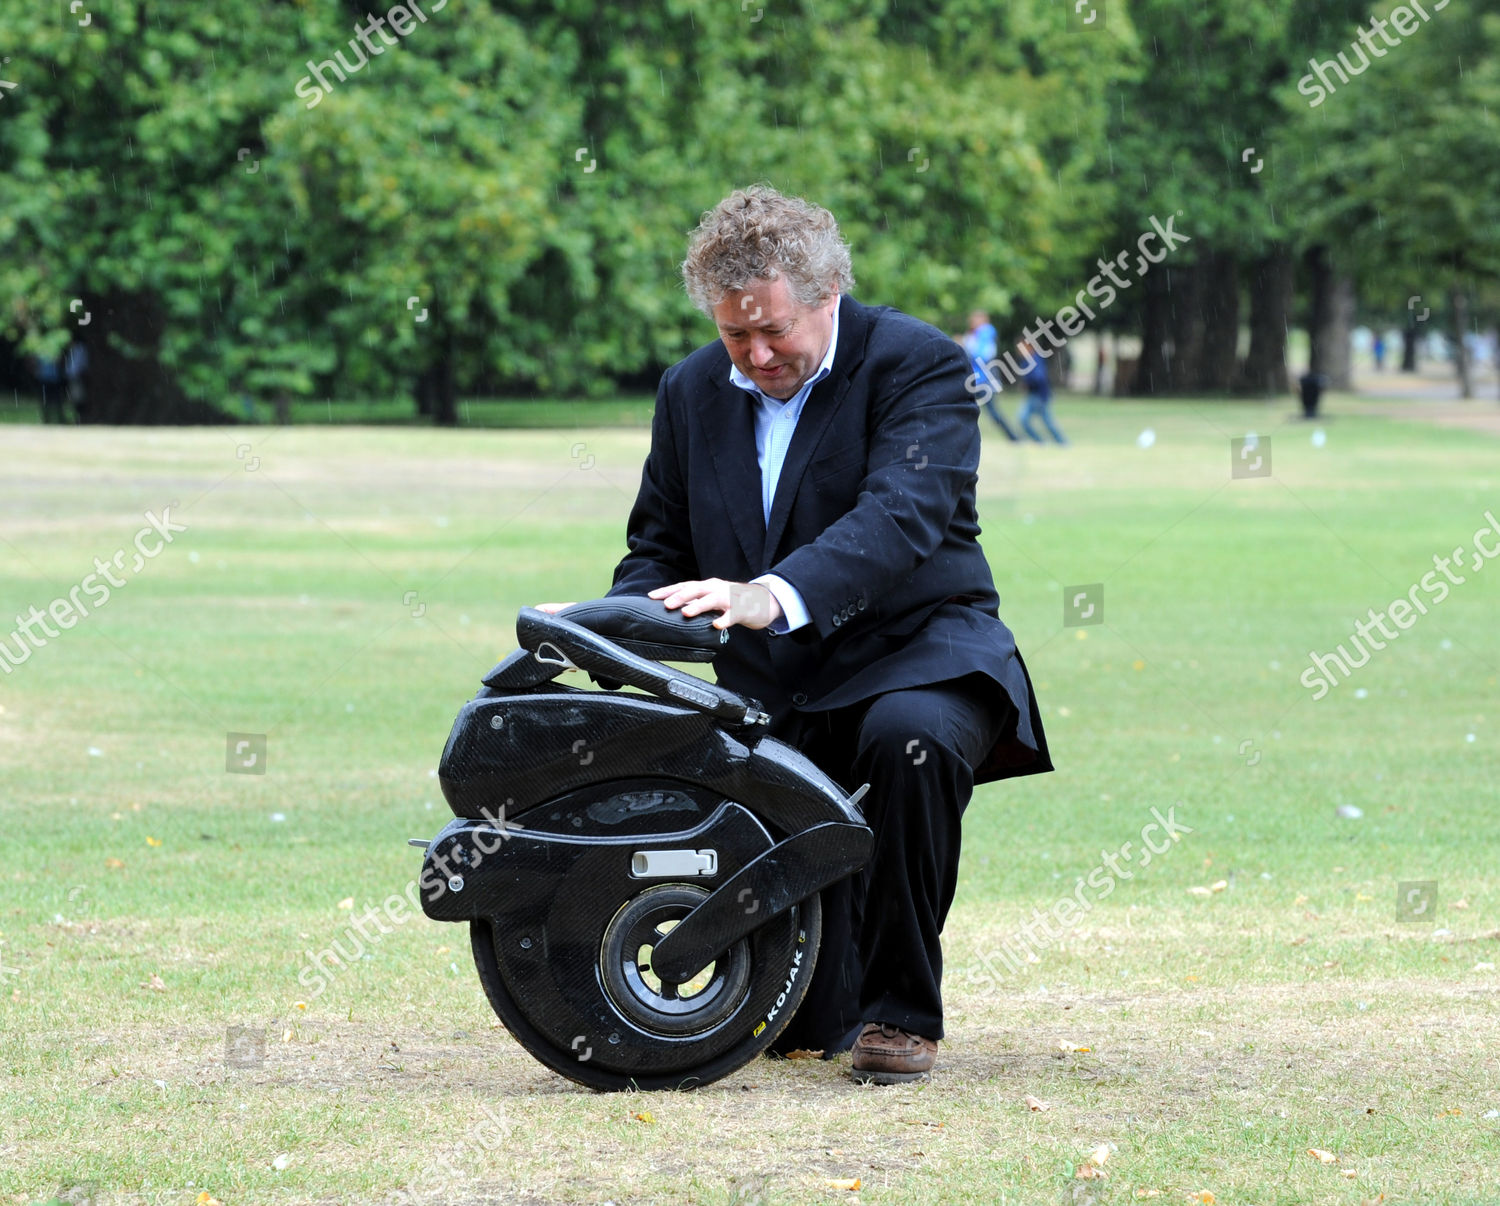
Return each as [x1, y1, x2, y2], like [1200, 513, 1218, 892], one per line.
[1277, 4, 1500, 397]
[1105, 0, 1371, 395]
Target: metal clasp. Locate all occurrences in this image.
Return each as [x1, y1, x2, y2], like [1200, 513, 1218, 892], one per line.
[630, 849, 718, 878]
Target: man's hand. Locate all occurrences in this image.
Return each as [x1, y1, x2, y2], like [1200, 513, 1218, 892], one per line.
[649, 580, 783, 630]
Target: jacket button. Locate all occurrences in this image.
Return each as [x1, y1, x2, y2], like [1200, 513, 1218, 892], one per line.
[831, 614, 842, 628]
[857, 598, 866, 611]
[792, 692, 808, 706]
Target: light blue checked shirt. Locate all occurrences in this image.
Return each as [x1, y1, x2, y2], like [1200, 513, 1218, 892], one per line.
[727, 300, 841, 634]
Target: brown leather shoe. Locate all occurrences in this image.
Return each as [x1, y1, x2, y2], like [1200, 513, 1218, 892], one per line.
[850, 1022, 937, 1084]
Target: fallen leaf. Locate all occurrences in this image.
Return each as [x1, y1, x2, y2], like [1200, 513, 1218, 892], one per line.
[1057, 1041, 1091, 1053]
[1360, 1196, 1385, 1206]
[1210, 880, 1227, 892]
[633, 1111, 655, 1124]
[106, 858, 125, 869]
[337, 897, 354, 910]
[294, 1000, 307, 1010]
[782, 1048, 823, 1059]
[145, 836, 162, 847]
[1074, 1164, 1106, 1180]
[140, 974, 166, 992]
[1187, 886, 1213, 898]
[825, 1179, 861, 1192]
[1087, 1144, 1111, 1167]
[1342, 1169, 1358, 1179]
[1452, 899, 1470, 910]
[1024, 1094, 1051, 1112]
[1289, 936, 1308, 946]
[1294, 893, 1308, 905]
[196, 1195, 222, 1206]
[1308, 1148, 1338, 1164]
[1190, 1193, 1216, 1204]
[1133, 1191, 1161, 1200]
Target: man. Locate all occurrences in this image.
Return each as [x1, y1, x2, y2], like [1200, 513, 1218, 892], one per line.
[544, 185, 1050, 1083]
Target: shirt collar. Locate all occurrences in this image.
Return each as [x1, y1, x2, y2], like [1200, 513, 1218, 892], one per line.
[729, 295, 841, 406]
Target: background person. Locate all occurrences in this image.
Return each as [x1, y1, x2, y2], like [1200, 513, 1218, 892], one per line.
[1015, 340, 1068, 444]
[962, 309, 1020, 441]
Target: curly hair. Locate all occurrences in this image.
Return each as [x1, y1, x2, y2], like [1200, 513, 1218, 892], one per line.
[681, 185, 856, 314]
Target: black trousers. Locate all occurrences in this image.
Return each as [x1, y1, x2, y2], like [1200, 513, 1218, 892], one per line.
[766, 673, 1009, 1049]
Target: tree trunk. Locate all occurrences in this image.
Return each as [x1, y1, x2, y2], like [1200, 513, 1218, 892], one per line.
[1237, 245, 1294, 396]
[1198, 249, 1240, 391]
[1306, 246, 1354, 390]
[1401, 315, 1419, 372]
[1326, 274, 1355, 390]
[1451, 286, 1472, 399]
[433, 341, 458, 426]
[1132, 264, 1172, 395]
[1164, 261, 1204, 390]
[77, 289, 227, 424]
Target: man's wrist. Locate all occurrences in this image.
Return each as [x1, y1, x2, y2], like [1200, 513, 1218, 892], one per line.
[752, 574, 810, 633]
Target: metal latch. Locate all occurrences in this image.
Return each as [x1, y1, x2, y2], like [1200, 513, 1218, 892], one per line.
[630, 849, 718, 878]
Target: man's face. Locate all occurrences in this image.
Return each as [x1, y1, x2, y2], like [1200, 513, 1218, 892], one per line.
[711, 275, 838, 400]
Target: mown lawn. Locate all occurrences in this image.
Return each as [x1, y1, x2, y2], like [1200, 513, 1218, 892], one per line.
[1, 396, 1495, 1204]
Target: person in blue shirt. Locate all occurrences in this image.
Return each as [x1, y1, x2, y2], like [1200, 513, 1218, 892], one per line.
[962, 310, 1019, 441]
[1015, 340, 1067, 444]
[33, 354, 66, 424]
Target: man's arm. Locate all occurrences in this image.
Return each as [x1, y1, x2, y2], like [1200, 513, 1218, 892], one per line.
[768, 333, 979, 638]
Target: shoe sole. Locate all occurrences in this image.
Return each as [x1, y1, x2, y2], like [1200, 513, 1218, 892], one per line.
[851, 1067, 932, 1085]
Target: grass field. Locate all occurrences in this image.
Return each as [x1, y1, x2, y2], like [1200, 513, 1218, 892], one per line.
[1, 397, 1497, 1205]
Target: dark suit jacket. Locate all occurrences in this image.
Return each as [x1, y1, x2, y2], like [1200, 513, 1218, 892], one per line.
[609, 294, 1051, 784]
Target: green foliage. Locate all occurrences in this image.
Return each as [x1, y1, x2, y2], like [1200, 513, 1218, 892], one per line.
[1275, 2, 1500, 299]
[0, 0, 1129, 414]
[0, 0, 1489, 417]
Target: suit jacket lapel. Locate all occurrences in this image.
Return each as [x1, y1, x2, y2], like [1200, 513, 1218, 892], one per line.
[701, 372, 767, 573]
[763, 296, 869, 567]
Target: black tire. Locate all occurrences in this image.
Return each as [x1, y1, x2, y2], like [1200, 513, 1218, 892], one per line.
[469, 890, 821, 1091]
